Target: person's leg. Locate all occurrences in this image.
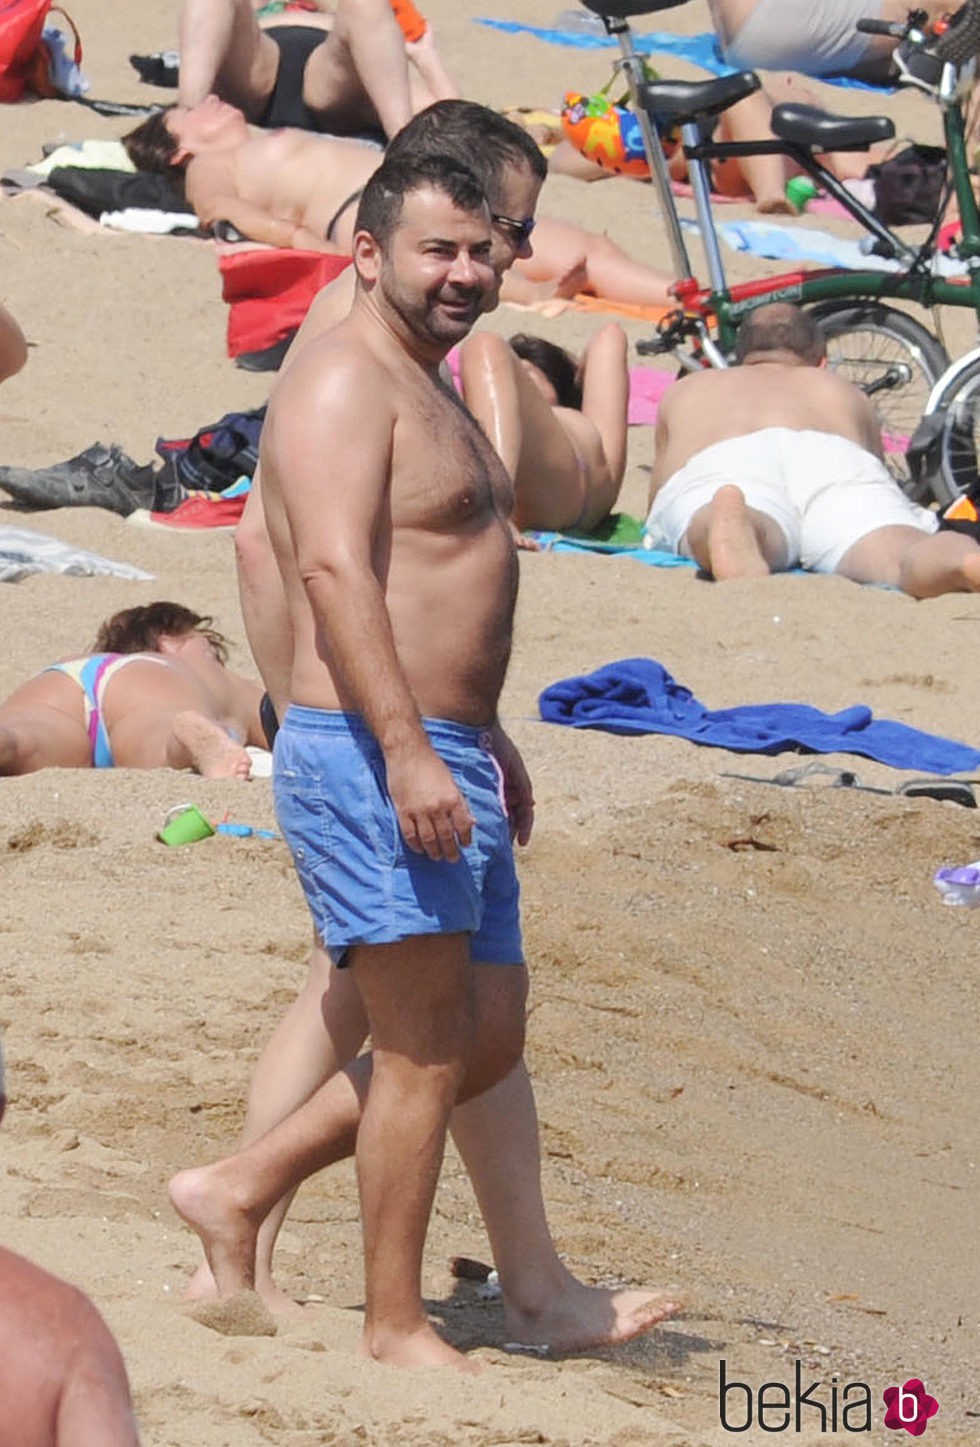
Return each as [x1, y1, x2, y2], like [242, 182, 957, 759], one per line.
[177, 0, 279, 113]
[184, 938, 369, 1309]
[715, 92, 792, 213]
[684, 484, 788, 579]
[0, 676, 91, 774]
[301, 0, 417, 140]
[169, 932, 524, 1364]
[513, 218, 674, 308]
[837, 524, 980, 596]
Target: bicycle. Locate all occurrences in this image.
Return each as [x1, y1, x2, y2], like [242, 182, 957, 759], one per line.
[577, 0, 980, 502]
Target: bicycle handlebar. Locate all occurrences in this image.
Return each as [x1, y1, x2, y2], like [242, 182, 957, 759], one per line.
[933, 0, 980, 65]
[855, 18, 905, 37]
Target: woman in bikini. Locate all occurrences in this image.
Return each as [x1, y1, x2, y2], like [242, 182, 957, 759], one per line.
[458, 321, 629, 544]
[0, 602, 266, 778]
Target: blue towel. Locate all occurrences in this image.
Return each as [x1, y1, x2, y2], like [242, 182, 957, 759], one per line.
[711, 219, 967, 276]
[474, 19, 894, 90]
[529, 531, 697, 565]
[539, 658, 980, 774]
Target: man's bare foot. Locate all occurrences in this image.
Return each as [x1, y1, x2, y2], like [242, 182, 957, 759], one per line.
[171, 710, 252, 779]
[756, 194, 795, 215]
[503, 1281, 683, 1356]
[183, 1258, 306, 1318]
[361, 1321, 481, 1372]
[706, 485, 772, 580]
[169, 1164, 261, 1297]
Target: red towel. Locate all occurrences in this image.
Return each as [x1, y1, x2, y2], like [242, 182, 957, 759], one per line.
[218, 249, 352, 357]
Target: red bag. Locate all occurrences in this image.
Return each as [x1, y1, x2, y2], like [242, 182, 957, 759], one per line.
[0, 0, 81, 102]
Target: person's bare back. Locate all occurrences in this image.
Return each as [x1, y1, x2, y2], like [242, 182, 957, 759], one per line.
[650, 356, 881, 502]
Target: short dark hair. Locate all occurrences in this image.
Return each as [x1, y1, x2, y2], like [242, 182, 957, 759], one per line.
[734, 302, 826, 365]
[354, 153, 488, 251]
[92, 602, 229, 662]
[387, 100, 547, 193]
[508, 333, 582, 410]
[121, 106, 180, 172]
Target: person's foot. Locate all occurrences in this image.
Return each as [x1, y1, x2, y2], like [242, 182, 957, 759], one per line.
[756, 194, 795, 215]
[169, 1163, 261, 1297]
[171, 712, 252, 779]
[503, 1280, 683, 1356]
[183, 1259, 307, 1318]
[706, 485, 772, 579]
[961, 551, 980, 590]
[361, 1321, 481, 1372]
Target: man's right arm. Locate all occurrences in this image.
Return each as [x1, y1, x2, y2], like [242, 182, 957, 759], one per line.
[267, 346, 474, 860]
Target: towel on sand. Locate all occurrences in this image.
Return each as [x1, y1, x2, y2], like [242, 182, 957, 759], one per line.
[474, 19, 894, 91]
[539, 657, 980, 774]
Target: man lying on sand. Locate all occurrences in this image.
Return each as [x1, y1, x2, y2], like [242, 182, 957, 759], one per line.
[647, 301, 980, 597]
[121, 100, 675, 308]
[0, 602, 265, 778]
[0, 1036, 141, 1446]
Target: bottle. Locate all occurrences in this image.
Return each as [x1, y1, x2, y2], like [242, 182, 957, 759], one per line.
[785, 176, 819, 213]
[554, 9, 607, 37]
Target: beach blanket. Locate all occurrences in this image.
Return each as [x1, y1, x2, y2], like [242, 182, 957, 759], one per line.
[708, 218, 968, 276]
[0, 526, 153, 583]
[474, 19, 894, 92]
[218, 248, 352, 356]
[539, 657, 980, 773]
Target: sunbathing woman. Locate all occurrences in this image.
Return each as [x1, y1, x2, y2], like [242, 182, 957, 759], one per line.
[459, 321, 629, 543]
[0, 602, 265, 778]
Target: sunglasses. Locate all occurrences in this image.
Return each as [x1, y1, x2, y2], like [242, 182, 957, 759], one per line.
[491, 213, 537, 246]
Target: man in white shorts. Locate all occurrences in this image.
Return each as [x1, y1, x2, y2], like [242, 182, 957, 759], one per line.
[708, 1, 968, 81]
[646, 301, 980, 598]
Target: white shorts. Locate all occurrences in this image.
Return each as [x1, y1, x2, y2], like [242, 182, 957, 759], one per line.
[645, 428, 938, 574]
[724, 0, 885, 78]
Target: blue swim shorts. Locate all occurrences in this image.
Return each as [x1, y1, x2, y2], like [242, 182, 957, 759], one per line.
[273, 707, 524, 966]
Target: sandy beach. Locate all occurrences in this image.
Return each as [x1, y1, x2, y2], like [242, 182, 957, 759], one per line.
[1, 1, 978, 1442]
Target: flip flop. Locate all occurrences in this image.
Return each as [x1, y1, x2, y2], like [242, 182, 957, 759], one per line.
[721, 762, 978, 808]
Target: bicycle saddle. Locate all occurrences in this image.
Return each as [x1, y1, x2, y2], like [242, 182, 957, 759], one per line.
[770, 104, 895, 152]
[638, 70, 759, 124]
[580, 0, 691, 16]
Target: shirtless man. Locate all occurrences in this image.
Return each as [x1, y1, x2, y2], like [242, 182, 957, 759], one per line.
[122, 99, 675, 306]
[170, 155, 681, 1368]
[187, 103, 679, 1355]
[176, 0, 446, 141]
[646, 301, 980, 596]
[0, 1037, 141, 1446]
[708, 0, 967, 81]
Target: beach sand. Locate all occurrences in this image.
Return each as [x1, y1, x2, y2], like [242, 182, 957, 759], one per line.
[1, 1, 978, 1442]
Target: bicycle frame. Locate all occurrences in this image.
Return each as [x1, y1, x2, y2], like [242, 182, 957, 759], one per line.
[599, 7, 980, 364]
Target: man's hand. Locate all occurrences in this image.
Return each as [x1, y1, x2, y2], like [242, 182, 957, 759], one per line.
[488, 724, 535, 845]
[386, 744, 474, 862]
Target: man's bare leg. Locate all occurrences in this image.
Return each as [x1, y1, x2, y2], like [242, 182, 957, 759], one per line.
[452, 1051, 683, 1353]
[838, 523, 980, 597]
[303, 0, 417, 140]
[177, 0, 278, 113]
[684, 484, 785, 579]
[183, 940, 367, 1311]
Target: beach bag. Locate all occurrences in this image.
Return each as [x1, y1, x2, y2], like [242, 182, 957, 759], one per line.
[561, 61, 666, 179]
[0, 0, 81, 102]
[867, 143, 946, 226]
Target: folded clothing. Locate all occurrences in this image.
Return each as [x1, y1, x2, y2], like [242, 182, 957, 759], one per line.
[539, 656, 980, 774]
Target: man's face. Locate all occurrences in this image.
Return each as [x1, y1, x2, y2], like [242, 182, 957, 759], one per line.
[483, 161, 544, 308]
[372, 185, 497, 348]
[166, 95, 250, 158]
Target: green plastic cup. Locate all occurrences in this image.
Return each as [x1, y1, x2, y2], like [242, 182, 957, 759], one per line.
[158, 804, 215, 847]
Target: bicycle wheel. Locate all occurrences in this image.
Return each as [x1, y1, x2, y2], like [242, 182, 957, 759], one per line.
[924, 352, 980, 506]
[806, 302, 948, 500]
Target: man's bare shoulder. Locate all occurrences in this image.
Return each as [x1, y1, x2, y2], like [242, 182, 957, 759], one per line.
[272, 320, 390, 404]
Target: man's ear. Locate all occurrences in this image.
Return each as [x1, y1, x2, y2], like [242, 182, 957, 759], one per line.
[353, 229, 381, 285]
